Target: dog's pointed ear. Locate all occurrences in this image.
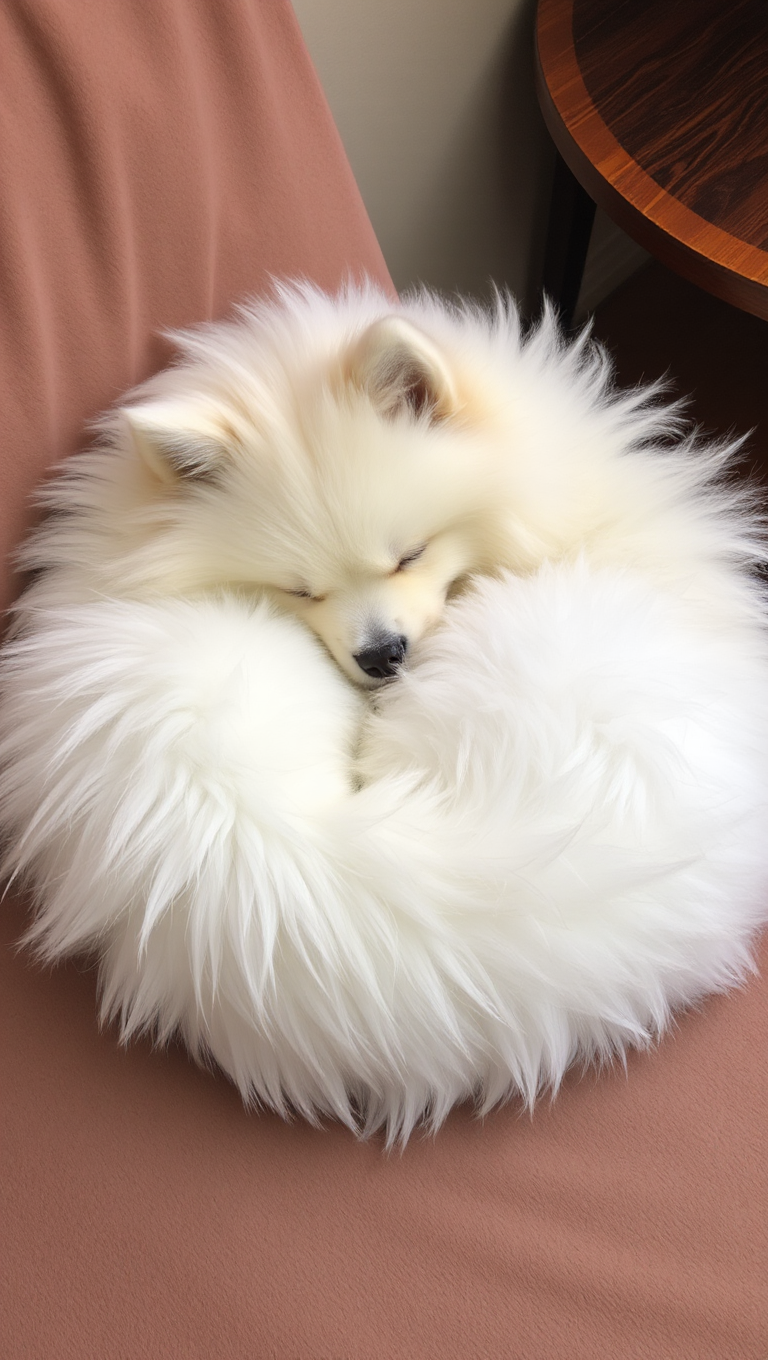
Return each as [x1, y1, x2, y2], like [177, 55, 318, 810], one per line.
[346, 317, 458, 422]
[121, 403, 231, 484]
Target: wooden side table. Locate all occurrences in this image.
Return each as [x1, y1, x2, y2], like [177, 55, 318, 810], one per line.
[535, 0, 768, 326]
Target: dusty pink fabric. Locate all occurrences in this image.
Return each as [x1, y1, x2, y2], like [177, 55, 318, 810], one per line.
[1, 3, 766, 1358]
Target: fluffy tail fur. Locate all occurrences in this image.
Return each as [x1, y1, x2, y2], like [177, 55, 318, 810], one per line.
[3, 560, 767, 1143]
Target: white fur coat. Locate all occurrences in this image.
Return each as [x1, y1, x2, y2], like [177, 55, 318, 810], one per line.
[2, 287, 767, 1142]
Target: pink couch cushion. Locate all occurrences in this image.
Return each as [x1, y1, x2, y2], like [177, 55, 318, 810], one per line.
[1, 3, 766, 1358]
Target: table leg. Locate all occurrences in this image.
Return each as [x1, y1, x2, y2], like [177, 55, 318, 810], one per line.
[541, 151, 596, 329]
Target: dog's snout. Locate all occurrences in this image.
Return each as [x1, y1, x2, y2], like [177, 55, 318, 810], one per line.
[354, 634, 408, 680]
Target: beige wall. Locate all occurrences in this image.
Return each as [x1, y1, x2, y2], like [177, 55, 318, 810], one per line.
[291, 0, 555, 313]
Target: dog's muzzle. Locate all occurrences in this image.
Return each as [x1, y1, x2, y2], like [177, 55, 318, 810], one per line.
[353, 634, 408, 681]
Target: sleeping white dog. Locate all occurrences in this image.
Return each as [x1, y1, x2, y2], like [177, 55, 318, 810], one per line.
[2, 282, 767, 1141]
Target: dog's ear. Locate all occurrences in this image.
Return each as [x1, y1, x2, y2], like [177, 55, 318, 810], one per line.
[120, 402, 232, 484]
[347, 317, 458, 422]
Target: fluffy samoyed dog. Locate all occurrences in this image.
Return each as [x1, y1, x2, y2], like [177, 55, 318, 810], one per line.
[2, 282, 768, 1141]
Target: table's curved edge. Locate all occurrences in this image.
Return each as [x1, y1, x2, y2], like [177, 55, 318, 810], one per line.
[535, 0, 768, 323]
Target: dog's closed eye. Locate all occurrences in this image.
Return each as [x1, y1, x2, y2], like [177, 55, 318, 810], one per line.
[394, 544, 427, 573]
[286, 587, 327, 602]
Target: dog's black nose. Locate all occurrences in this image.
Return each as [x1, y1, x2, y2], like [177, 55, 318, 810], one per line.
[353, 635, 408, 680]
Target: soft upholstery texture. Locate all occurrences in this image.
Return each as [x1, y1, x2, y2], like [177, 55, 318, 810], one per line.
[1, 2, 766, 1357]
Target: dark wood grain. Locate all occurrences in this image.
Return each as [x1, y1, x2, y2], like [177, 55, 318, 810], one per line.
[536, 0, 768, 320]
